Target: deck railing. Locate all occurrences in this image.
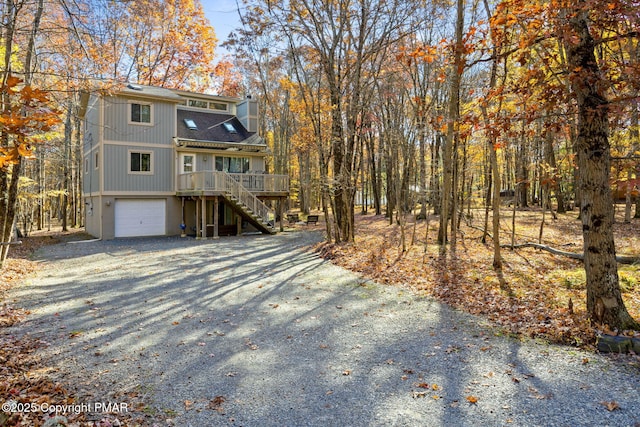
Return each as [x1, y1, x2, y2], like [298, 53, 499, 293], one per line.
[177, 171, 280, 226]
[178, 172, 289, 194]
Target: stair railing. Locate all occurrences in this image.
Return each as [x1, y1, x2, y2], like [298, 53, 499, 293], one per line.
[217, 172, 274, 226]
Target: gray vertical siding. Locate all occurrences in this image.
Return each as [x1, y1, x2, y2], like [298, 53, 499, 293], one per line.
[83, 96, 101, 195]
[237, 99, 259, 133]
[102, 96, 175, 144]
[103, 145, 174, 192]
[196, 154, 214, 172]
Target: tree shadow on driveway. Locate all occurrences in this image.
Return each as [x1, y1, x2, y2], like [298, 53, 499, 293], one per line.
[7, 231, 640, 426]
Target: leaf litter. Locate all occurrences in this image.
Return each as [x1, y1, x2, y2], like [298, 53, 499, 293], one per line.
[0, 229, 153, 426]
[316, 211, 640, 348]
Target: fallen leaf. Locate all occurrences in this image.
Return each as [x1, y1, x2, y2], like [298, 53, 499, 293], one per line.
[208, 396, 226, 413]
[602, 401, 620, 411]
[466, 395, 479, 404]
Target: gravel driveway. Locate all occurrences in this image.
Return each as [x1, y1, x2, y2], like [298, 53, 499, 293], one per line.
[6, 230, 640, 426]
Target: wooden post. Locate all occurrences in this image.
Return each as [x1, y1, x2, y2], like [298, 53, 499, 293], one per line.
[279, 197, 284, 232]
[180, 198, 186, 237]
[195, 197, 201, 240]
[236, 214, 242, 236]
[213, 196, 219, 239]
[201, 197, 207, 239]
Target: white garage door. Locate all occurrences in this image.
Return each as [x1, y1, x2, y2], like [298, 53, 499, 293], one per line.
[115, 199, 166, 237]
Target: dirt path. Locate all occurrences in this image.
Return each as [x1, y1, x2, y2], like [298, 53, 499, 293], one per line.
[5, 231, 640, 426]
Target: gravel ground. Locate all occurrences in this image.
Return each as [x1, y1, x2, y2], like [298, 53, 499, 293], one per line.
[5, 229, 640, 427]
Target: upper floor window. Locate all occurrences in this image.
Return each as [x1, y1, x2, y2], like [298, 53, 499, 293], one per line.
[188, 99, 208, 109]
[183, 98, 229, 112]
[130, 102, 152, 124]
[209, 102, 228, 112]
[130, 151, 152, 173]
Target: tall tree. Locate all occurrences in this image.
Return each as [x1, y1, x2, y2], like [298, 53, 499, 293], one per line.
[561, 4, 638, 329]
[489, 0, 640, 329]
[244, 0, 414, 243]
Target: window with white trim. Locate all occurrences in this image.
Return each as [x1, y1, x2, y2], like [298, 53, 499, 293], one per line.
[180, 154, 195, 173]
[129, 151, 152, 173]
[130, 102, 152, 124]
[215, 156, 249, 173]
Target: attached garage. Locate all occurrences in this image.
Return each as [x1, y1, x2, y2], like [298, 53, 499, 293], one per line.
[114, 199, 166, 237]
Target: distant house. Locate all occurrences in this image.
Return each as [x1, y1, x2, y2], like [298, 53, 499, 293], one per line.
[80, 83, 288, 239]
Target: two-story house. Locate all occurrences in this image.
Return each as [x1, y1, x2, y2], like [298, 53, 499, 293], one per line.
[81, 83, 288, 239]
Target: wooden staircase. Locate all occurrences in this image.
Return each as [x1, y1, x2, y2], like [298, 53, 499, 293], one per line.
[217, 172, 276, 235]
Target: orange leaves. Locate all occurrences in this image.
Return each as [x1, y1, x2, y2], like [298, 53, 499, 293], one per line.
[17, 143, 34, 158]
[396, 43, 440, 66]
[0, 77, 60, 169]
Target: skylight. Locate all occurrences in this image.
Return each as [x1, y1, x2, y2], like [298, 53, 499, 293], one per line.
[184, 118, 198, 130]
[223, 122, 237, 133]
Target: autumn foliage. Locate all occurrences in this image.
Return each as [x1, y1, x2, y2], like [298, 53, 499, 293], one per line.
[0, 77, 60, 169]
[317, 211, 640, 347]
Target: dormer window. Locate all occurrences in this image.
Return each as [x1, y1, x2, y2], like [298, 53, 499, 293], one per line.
[184, 118, 198, 130]
[188, 99, 208, 109]
[223, 122, 237, 133]
[210, 102, 228, 111]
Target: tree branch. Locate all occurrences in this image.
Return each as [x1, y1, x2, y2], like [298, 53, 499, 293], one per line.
[502, 242, 639, 265]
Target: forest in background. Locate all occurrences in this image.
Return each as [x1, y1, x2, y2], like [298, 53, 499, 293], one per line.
[0, 0, 639, 331]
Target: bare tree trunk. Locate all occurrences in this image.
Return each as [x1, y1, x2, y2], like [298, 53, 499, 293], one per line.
[544, 123, 566, 214]
[430, 133, 442, 215]
[418, 124, 428, 219]
[625, 101, 639, 223]
[366, 131, 382, 215]
[438, 0, 465, 249]
[564, 10, 638, 329]
[74, 105, 83, 227]
[62, 100, 73, 232]
[481, 0, 502, 268]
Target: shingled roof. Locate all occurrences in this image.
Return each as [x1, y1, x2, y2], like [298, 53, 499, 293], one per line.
[176, 109, 265, 150]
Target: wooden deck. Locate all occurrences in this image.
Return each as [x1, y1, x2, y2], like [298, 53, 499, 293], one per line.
[177, 171, 289, 196]
[176, 171, 287, 239]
